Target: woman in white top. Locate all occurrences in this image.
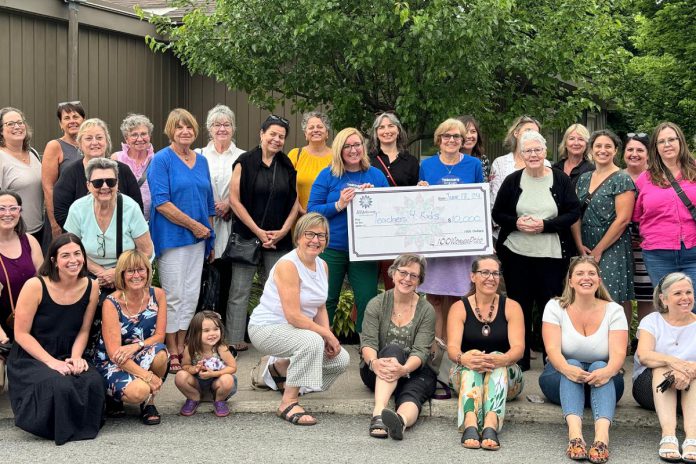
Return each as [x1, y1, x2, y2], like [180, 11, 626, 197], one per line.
[198, 105, 245, 333]
[248, 213, 349, 426]
[539, 256, 628, 464]
[633, 272, 696, 463]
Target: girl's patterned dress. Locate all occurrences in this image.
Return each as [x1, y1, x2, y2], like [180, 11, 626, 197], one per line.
[93, 288, 168, 400]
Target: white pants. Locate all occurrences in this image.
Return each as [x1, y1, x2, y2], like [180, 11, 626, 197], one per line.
[158, 241, 205, 333]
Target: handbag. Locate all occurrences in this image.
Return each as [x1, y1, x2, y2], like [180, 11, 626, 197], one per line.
[223, 162, 277, 264]
[0, 254, 15, 330]
[196, 263, 220, 312]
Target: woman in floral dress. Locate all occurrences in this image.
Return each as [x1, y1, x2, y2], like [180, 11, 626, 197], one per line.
[93, 250, 169, 424]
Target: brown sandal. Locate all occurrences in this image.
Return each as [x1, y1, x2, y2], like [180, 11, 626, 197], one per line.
[566, 438, 588, 461]
[588, 441, 609, 464]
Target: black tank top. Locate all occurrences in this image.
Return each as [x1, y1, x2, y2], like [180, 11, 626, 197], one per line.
[460, 295, 510, 354]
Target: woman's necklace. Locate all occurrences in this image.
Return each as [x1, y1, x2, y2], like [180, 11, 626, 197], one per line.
[122, 289, 148, 317]
[393, 294, 417, 320]
[172, 145, 191, 162]
[4, 146, 29, 163]
[440, 153, 461, 175]
[473, 294, 496, 336]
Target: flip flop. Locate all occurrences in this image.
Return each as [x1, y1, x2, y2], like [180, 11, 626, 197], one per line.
[381, 408, 405, 440]
[461, 426, 481, 449]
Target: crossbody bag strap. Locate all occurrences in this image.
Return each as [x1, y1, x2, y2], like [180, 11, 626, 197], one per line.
[116, 193, 123, 257]
[259, 161, 278, 230]
[375, 155, 397, 187]
[664, 169, 696, 222]
[136, 157, 152, 188]
[581, 171, 619, 217]
[0, 255, 14, 313]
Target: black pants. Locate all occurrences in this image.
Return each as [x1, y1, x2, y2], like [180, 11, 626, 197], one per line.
[212, 258, 233, 327]
[360, 344, 437, 412]
[632, 367, 684, 413]
[498, 245, 568, 370]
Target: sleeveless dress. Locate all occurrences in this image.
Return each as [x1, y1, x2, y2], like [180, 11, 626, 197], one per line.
[7, 277, 104, 445]
[92, 288, 168, 400]
[57, 139, 81, 175]
[0, 234, 36, 338]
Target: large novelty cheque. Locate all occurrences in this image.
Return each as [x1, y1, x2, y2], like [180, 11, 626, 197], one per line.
[347, 184, 493, 261]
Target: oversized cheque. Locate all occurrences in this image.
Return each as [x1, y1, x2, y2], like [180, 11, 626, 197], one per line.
[347, 184, 493, 261]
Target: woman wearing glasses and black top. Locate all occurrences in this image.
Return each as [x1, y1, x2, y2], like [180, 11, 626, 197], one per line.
[227, 115, 299, 350]
[632, 122, 696, 291]
[492, 131, 581, 370]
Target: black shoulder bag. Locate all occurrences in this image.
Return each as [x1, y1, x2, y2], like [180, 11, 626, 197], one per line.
[664, 168, 696, 222]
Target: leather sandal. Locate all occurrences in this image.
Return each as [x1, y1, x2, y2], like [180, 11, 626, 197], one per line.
[369, 415, 388, 438]
[566, 437, 588, 461]
[461, 426, 481, 449]
[277, 402, 316, 426]
[588, 440, 609, 464]
[140, 403, 161, 425]
[268, 361, 286, 392]
[381, 408, 406, 440]
[168, 353, 182, 373]
[481, 427, 500, 451]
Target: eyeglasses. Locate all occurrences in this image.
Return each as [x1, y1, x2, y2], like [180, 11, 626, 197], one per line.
[441, 134, 463, 141]
[96, 233, 106, 258]
[128, 131, 150, 140]
[657, 137, 679, 146]
[303, 231, 328, 241]
[89, 178, 118, 188]
[395, 268, 420, 281]
[212, 122, 232, 129]
[627, 132, 647, 138]
[3, 120, 25, 128]
[124, 267, 147, 276]
[0, 205, 21, 214]
[521, 148, 545, 156]
[475, 270, 502, 279]
[342, 142, 363, 152]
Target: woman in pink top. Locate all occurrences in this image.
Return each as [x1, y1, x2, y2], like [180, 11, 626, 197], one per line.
[633, 122, 696, 306]
[111, 114, 155, 220]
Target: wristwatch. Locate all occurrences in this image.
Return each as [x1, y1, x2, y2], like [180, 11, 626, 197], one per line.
[138, 340, 145, 349]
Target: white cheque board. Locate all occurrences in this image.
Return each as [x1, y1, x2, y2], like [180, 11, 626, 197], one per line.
[347, 184, 493, 261]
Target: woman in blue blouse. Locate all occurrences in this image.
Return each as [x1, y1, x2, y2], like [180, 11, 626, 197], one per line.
[147, 108, 215, 372]
[308, 128, 389, 333]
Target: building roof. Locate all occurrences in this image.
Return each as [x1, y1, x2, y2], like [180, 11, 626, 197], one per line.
[97, 0, 210, 19]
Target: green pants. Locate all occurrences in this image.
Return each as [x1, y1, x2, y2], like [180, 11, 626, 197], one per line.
[321, 248, 378, 333]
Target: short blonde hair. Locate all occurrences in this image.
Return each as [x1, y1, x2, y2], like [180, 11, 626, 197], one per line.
[164, 108, 199, 142]
[293, 212, 329, 246]
[77, 118, 112, 155]
[433, 118, 466, 147]
[330, 128, 370, 177]
[114, 250, 152, 291]
[558, 124, 590, 161]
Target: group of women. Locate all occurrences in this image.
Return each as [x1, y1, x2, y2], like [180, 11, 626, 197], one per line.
[0, 102, 695, 462]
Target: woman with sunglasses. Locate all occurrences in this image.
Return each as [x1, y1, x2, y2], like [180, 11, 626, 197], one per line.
[42, 101, 85, 240]
[93, 250, 168, 424]
[360, 254, 436, 440]
[307, 128, 389, 333]
[447, 255, 525, 450]
[53, 118, 143, 229]
[227, 115, 299, 353]
[633, 122, 696, 295]
[63, 158, 153, 293]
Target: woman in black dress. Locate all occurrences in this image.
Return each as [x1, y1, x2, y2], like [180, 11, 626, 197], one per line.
[7, 233, 104, 445]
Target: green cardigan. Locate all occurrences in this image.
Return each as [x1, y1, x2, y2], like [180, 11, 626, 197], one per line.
[359, 289, 436, 370]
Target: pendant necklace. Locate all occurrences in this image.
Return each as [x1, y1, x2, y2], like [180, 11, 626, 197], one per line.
[122, 289, 148, 318]
[473, 294, 495, 337]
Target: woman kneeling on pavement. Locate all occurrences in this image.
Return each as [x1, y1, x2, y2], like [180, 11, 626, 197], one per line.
[447, 255, 525, 450]
[539, 256, 628, 464]
[633, 272, 696, 463]
[360, 254, 436, 440]
[248, 213, 349, 425]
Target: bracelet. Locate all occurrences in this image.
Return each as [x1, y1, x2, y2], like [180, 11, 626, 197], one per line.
[142, 372, 154, 384]
[368, 359, 375, 371]
[456, 352, 463, 366]
[335, 201, 343, 212]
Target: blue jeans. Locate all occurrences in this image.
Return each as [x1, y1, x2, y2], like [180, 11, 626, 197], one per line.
[643, 244, 696, 313]
[538, 359, 624, 422]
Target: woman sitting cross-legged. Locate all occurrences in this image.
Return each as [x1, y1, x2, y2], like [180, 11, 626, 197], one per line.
[633, 272, 696, 463]
[446, 255, 525, 450]
[359, 254, 436, 441]
[248, 213, 349, 426]
[539, 256, 628, 464]
[92, 250, 168, 425]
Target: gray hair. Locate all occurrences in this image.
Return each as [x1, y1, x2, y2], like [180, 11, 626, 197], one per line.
[120, 114, 154, 139]
[85, 157, 119, 181]
[77, 118, 112, 156]
[388, 254, 427, 285]
[206, 104, 236, 135]
[654, 272, 693, 313]
[519, 130, 547, 151]
[301, 111, 331, 133]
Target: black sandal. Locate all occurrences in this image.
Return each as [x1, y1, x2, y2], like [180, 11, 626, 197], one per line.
[268, 361, 286, 392]
[381, 408, 405, 440]
[461, 426, 481, 449]
[276, 402, 316, 426]
[369, 415, 388, 439]
[140, 403, 161, 425]
[105, 397, 126, 418]
[481, 427, 500, 451]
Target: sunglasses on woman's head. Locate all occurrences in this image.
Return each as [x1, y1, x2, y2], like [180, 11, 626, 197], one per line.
[89, 178, 117, 188]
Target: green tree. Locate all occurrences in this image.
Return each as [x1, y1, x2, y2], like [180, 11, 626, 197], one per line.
[618, 1, 695, 141]
[144, 0, 628, 141]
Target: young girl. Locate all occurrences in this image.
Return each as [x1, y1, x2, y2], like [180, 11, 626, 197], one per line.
[175, 311, 237, 417]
